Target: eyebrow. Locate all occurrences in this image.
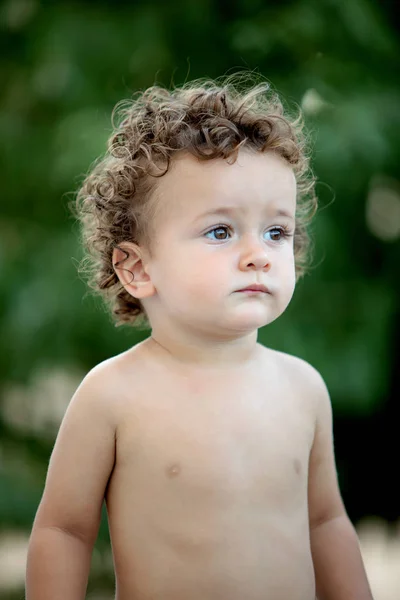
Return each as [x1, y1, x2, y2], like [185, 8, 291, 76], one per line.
[194, 206, 295, 222]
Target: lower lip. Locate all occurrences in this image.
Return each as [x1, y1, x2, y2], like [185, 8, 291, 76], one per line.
[238, 289, 268, 294]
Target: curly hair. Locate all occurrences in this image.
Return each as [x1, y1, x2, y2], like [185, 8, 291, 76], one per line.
[73, 74, 317, 327]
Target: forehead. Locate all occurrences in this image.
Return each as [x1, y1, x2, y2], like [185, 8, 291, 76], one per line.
[153, 149, 297, 225]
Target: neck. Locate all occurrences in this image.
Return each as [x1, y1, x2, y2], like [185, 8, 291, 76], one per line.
[147, 324, 260, 370]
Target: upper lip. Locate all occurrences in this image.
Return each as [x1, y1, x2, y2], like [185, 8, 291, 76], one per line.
[237, 284, 270, 293]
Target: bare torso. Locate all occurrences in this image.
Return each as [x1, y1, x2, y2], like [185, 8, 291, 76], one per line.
[104, 341, 317, 600]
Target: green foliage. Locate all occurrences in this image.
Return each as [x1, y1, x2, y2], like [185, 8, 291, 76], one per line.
[0, 0, 399, 595]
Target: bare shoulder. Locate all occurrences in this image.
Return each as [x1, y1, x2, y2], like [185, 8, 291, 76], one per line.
[82, 339, 151, 409]
[32, 341, 151, 538]
[56, 355, 125, 439]
[258, 344, 330, 407]
[73, 356, 122, 421]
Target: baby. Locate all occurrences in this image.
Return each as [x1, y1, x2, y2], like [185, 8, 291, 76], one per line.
[26, 76, 373, 600]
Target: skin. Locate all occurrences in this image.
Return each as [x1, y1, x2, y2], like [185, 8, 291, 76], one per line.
[26, 150, 373, 600]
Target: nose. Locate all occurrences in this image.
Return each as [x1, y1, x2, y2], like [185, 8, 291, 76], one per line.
[238, 236, 271, 272]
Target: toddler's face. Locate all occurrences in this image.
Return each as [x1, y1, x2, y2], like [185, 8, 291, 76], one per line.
[144, 149, 297, 336]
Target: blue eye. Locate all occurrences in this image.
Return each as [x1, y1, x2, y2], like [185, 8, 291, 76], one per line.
[204, 226, 231, 241]
[264, 227, 291, 242]
[204, 225, 293, 242]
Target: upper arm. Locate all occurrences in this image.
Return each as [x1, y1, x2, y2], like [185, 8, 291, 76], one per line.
[33, 365, 116, 545]
[307, 367, 346, 529]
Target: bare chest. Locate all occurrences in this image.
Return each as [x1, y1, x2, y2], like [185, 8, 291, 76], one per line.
[106, 355, 317, 600]
[114, 374, 315, 511]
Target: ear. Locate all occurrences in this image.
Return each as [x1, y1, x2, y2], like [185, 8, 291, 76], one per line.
[112, 242, 155, 299]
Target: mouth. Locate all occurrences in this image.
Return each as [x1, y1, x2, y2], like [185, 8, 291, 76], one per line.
[237, 284, 270, 294]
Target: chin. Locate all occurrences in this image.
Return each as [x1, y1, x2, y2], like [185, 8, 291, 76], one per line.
[226, 311, 275, 333]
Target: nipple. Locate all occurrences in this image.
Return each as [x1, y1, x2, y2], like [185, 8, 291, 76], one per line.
[293, 458, 301, 475]
[166, 463, 181, 478]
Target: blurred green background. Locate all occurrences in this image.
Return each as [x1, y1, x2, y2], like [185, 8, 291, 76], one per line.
[0, 0, 399, 597]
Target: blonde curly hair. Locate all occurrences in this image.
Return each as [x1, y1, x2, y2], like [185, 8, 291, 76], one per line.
[74, 74, 317, 327]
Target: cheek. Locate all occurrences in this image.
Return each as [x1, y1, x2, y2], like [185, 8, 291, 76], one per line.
[280, 254, 296, 294]
[189, 258, 228, 292]
[181, 249, 230, 297]
[274, 249, 295, 285]
[151, 245, 224, 293]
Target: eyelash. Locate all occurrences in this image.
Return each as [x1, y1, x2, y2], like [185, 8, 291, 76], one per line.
[204, 224, 294, 242]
